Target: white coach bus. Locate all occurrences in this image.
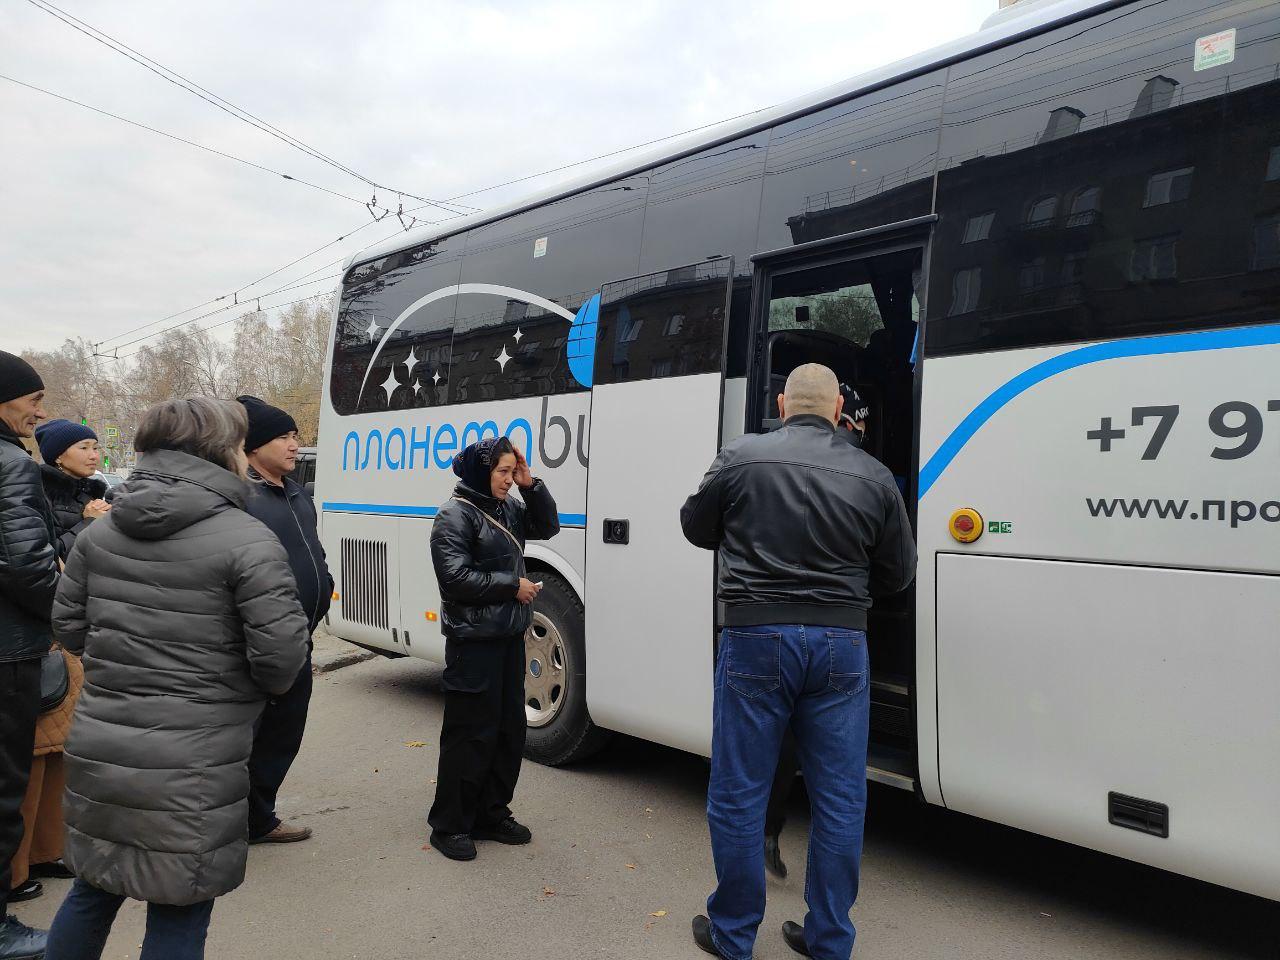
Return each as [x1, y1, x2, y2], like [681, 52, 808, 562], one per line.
[317, 0, 1280, 900]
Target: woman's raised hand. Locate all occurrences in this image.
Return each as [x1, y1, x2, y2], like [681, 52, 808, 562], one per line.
[512, 449, 534, 489]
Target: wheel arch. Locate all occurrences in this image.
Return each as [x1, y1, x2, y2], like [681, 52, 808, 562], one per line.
[523, 546, 584, 601]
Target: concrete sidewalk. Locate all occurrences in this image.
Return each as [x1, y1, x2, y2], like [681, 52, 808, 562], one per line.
[311, 624, 378, 674]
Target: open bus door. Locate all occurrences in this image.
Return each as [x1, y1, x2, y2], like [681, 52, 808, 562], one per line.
[747, 237, 925, 788]
[583, 258, 733, 756]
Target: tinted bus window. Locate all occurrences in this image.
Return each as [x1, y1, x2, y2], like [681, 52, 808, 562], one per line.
[637, 132, 768, 378]
[594, 258, 732, 386]
[926, 0, 1280, 357]
[451, 178, 648, 402]
[330, 235, 464, 415]
[756, 71, 945, 252]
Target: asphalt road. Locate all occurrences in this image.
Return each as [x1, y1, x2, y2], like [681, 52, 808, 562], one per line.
[15, 656, 1280, 959]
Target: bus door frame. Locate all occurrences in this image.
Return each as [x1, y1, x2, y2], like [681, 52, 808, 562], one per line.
[744, 214, 936, 791]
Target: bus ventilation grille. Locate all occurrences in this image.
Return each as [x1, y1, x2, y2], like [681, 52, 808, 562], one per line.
[340, 538, 389, 630]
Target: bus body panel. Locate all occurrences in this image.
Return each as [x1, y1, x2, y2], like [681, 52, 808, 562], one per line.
[584, 373, 722, 757]
[936, 554, 1280, 900]
[918, 334, 1280, 895]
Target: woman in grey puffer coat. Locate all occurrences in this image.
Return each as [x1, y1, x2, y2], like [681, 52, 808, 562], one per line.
[44, 397, 310, 960]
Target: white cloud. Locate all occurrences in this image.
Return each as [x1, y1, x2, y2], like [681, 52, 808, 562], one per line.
[0, 0, 997, 354]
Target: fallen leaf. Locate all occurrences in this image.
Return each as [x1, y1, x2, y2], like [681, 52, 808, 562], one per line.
[649, 910, 667, 918]
[422, 844, 432, 851]
[625, 863, 637, 870]
[542, 886, 556, 897]
[404, 741, 427, 748]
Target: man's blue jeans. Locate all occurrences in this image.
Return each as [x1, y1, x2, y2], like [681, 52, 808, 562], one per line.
[706, 624, 871, 960]
[46, 878, 215, 960]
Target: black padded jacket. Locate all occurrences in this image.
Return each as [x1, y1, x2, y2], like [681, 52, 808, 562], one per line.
[39, 463, 107, 560]
[430, 479, 560, 641]
[0, 425, 58, 662]
[680, 414, 917, 630]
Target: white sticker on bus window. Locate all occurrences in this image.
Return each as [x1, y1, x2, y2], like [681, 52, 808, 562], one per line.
[533, 237, 548, 259]
[1194, 28, 1236, 71]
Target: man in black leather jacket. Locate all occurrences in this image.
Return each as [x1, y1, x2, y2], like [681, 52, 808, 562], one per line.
[681, 363, 915, 960]
[0, 351, 57, 958]
[427, 437, 559, 862]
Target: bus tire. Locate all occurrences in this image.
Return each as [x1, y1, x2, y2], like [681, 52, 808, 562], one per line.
[522, 572, 610, 766]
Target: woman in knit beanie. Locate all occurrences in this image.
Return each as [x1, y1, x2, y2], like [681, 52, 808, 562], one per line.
[34, 420, 109, 561]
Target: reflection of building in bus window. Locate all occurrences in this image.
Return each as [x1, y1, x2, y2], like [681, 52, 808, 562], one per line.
[1129, 234, 1179, 282]
[1253, 215, 1280, 271]
[962, 212, 995, 243]
[1143, 167, 1194, 207]
[1025, 195, 1058, 225]
[924, 4, 1280, 359]
[949, 268, 981, 316]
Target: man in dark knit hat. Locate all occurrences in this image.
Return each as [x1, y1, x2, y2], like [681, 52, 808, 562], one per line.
[237, 396, 332, 845]
[0, 351, 57, 958]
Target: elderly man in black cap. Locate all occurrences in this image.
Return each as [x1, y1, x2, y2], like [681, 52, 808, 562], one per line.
[237, 396, 332, 845]
[0, 350, 57, 959]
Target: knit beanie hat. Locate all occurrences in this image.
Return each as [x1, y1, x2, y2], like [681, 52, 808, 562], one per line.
[36, 419, 98, 465]
[0, 351, 44, 405]
[236, 395, 298, 452]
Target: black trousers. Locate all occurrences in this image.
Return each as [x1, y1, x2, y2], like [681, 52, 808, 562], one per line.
[247, 657, 313, 840]
[765, 726, 799, 839]
[428, 635, 526, 835]
[1, 658, 41, 908]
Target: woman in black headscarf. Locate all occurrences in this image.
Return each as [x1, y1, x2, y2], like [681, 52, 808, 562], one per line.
[426, 437, 559, 861]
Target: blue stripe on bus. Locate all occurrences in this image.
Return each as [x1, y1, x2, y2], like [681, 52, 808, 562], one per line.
[322, 502, 588, 528]
[918, 323, 1280, 501]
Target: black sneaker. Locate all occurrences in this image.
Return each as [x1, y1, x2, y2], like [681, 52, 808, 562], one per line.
[429, 830, 477, 861]
[472, 816, 532, 845]
[782, 920, 812, 957]
[691, 915, 729, 958]
[5, 881, 41, 904]
[0, 914, 47, 960]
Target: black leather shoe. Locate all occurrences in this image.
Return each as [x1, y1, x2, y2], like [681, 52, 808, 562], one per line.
[764, 834, 788, 879]
[29, 860, 74, 880]
[0, 914, 47, 960]
[691, 915, 729, 958]
[472, 816, 532, 845]
[6, 880, 41, 903]
[782, 920, 812, 956]
[429, 831, 477, 861]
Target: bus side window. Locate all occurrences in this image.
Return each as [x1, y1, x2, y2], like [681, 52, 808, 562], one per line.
[593, 259, 733, 387]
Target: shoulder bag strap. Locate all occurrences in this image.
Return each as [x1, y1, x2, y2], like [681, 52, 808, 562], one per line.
[451, 497, 523, 554]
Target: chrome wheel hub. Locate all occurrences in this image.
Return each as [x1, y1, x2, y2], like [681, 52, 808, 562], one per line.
[524, 612, 567, 728]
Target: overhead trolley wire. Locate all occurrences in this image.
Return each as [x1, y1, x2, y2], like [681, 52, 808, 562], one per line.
[0, 73, 384, 209]
[22, 0, 479, 217]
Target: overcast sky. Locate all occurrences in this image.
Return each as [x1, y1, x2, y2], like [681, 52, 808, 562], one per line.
[1, 0, 998, 356]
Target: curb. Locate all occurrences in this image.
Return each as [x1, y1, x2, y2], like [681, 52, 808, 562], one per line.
[313, 648, 379, 674]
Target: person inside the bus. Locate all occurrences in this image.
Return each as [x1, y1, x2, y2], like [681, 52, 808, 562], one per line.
[838, 385, 869, 448]
[426, 436, 560, 862]
[681, 363, 915, 960]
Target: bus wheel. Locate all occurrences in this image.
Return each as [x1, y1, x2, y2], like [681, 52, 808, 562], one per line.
[523, 573, 610, 766]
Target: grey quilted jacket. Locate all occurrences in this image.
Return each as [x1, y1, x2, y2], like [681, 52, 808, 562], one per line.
[52, 449, 310, 905]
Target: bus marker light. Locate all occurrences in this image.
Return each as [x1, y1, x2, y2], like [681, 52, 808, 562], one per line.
[332, 591, 340, 601]
[949, 508, 984, 543]
[425, 611, 438, 622]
